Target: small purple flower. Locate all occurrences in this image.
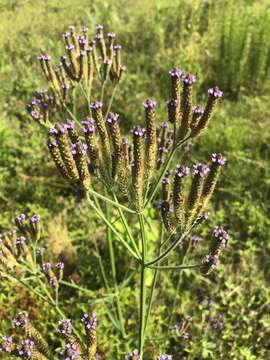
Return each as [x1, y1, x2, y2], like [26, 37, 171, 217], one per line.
[86, 46, 93, 53]
[60, 342, 79, 360]
[169, 68, 182, 78]
[16, 236, 26, 246]
[81, 312, 97, 330]
[211, 153, 226, 166]
[114, 44, 122, 50]
[96, 24, 103, 31]
[208, 87, 223, 99]
[167, 99, 179, 108]
[175, 165, 190, 177]
[192, 106, 204, 115]
[63, 31, 71, 38]
[40, 262, 52, 273]
[144, 99, 157, 109]
[90, 101, 103, 110]
[17, 339, 34, 358]
[56, 262, 65, 270]
[204, 254, 220, 269]
[213, 226, 229, 248]
[77, 35, 86, 44]
[182, 74, 196, 85]
[71, 142, 88, 155]
[13, 312, 29, 327]
[0, 336, 14, 353]
[49, 276, 58, 288]
[15, 214, 26, 222]
[192, 163, 210, 177]
[125, 349, 141, 360]
[30, 214, 40, 224]
[66, 44, 75, 51]
[131, 126, 146, 138]
[58, 319, 72, 336]
[108, 32, 116, 39]
[106, 112, 119, 124]
[122, 137, 128, 145]
[158, 355, 172, 360]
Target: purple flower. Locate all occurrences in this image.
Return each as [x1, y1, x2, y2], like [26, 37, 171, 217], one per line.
[125, 349, 141, 360]
[182, 74, 196, 85]
[15, 214, 26, 222]
[131, 126, 146, 138]
[204, 254, 220, 269]
[158, 355, 172, 360]
[169, 68, 182, 78]
[108, 32, 116, 39]
[96, 24, 103, 31]
[213, 226, 229, 248]
[16, 236, 26, 246]
[58, 319, 72, 335]
[63, 31, 71, 38]
[167, 99, 179, 108]
[0, 336, 14, 353]
[144, 99, 157, 109]
[211, 153, 226, 165]
[175, 165, 190, 177]
[60, 342, 79, 360]
[56, 262, 65, 270]
[104, 59, 112, 65]
[81, 312, 97, 330]
[30, 214, 40, 224]
[86, 46, 93, 53]
[40, 262, 52, 273]
[114, 44, 122, 50]
[90, 101, 103, 110]
[192, 106, 204, 115]
[66, 44, 75, 51]
[77, 35, 86, 44]
[192, 163, 210, 177]
[13, 312, 29, 327]
[107, 112, 119, 124]
[208, 87, 223, 99]
[17, 339, 34, 358]
[71, 142, 88, 155]
[49, 276, 58, 288]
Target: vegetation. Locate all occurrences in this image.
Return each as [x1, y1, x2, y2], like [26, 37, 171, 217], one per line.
[0, 0, 270, 359]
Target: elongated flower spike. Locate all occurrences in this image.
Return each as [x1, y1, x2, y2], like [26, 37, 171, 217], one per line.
[57, 318, 82, 355]
[201, 226, 229, 275]
[52, 124, 79, 181]
[71, 141, 91, 188]
[191, 86, 223, 138]
[169, 68, 182, 105]
[15, 213, 28, 237]
[68, 25, 79, 54]
[186, 163, 209, 227]
[131, 126, 146, 211]
[190, 106, 204, 129]
[107, 32, 115, 62]
[66, 44, 79, 80]
[103, 59, 112, 81]
[173, 165, 190, 231]
[167, 99, 180, 124]
[106, 112, 122, 179]
[47, 137, 71, 180]
[90, 101, 111, 171]
[86, 46, 94, 88]
[0, 235, 17, 269]
[81, 312, 97, 359]
[29, 215, 41, 241]
[82, 118, 99, 174]
[178, 74, 196, 140]
[95, 24, 107, 62]
[13, 312, 51, 358]
[65, 121, 80, 143]
[201, 153, 226, 207]
[160, 171, 176, 235]
[89, 39, 100, 72]
[144, 99, 157, 179]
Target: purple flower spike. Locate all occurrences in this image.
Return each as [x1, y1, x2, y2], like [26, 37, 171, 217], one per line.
[13, 312, 29, 327]
[213, 226, 229, 248]
[169, 68, 182, 78]
[211, 153, 226, 165]
[208, 86, 223, 99]
[175, 164, 190, 177]
[40, 262, 52, 273]
[158, 355, 172, 360]
[90, 101, 103, 110]
[106, 112, 119, 124]
[144, 99, 157, 109]
[192, 163, 210, 177]
[192, 106, 204, 115]
[183, 74, 196, 85]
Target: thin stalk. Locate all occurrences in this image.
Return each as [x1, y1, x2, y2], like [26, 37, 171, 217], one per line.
[100, 80, 107, 102]
[147, 264, 201, 270]
[106, 203, 127, 340]
[112, 193, 141, 258]
[138, 213, 147, 356]
[86, 192, 140, 261]
[105, 83, 118, 119]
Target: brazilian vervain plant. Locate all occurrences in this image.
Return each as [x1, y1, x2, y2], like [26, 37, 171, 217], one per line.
[1, 23, 229, 359]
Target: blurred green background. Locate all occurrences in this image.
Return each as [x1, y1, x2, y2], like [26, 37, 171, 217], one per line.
[0, 0, 270, 359]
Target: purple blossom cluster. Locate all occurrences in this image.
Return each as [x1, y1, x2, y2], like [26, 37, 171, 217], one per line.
[81, 312, 97, 331]
[158, 354, 172, 360]
[82, 117, 95, 134]
[192, 163, 210, 177]
[57, 319, 73, 336]
[17, 339, 34, 358]
[182, 74, 196, 85]
[192, 106, 204, 115]
[90, 101, 103, 110]
[40, 262, 52, 273]
[0, 336, 14, 353]
[143, 99, 157, 109]
[169, 68, 182, 78]
[71, 142, 88, 156]
[125, 349, 141, 360]
[13, 312, 29, 327]
[30, 214, 40, 224]
[211, 153, 226, 166]
[175, 164, 190, 178]
[204, 254, 220, 270]
[106, 112, 120, 124]
[60, 342, 79, 359]
[208, 86, 223, 99]
[131, 126, 146, 138]
[213, 225, 229, 248]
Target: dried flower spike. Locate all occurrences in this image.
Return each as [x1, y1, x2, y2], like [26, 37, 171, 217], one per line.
[144, 99, 157, 179]
[173, 165, 190, 231]
[81, 312, 97, 359]
[178, 74, 196, 140]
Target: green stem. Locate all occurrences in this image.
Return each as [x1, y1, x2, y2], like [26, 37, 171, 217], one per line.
[147, 264, 201, 270]
[138, 213, 147, 356]
[86, 192, 139, 260]
[105, 83, 118, 119]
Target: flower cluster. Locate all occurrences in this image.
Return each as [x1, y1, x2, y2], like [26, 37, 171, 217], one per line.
[40, 261, 64, 289]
